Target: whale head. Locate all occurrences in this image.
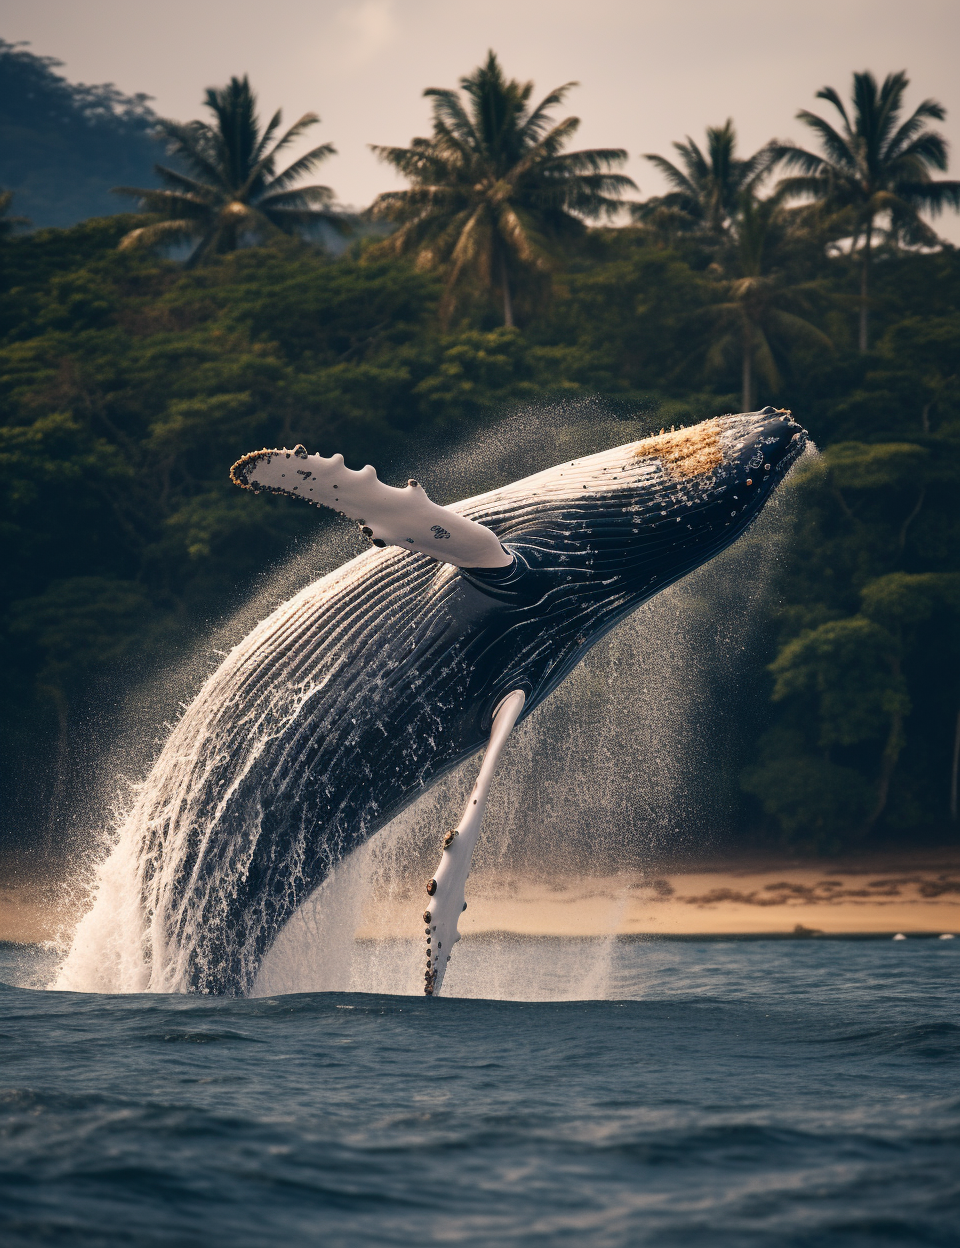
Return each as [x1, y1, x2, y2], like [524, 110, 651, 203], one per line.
[462, 406, 805, 575]
[455, 407, 807, 715]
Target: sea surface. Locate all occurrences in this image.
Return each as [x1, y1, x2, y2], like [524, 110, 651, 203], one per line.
[1, 936, 958, 1247]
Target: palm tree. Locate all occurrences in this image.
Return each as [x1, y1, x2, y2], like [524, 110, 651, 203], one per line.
[635, 120, 780, 239]
[774, 71, 960, 351]
[114, 76, 342, 265]
[703, 193, 833, 410]
[367, 51, 635, 326]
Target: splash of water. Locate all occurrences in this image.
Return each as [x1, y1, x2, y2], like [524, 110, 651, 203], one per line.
[53, 408, 811, 1000]
[253, 453, 808, 1001]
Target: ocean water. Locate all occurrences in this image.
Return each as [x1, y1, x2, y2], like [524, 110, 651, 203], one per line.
[1, 937, 958, 1247]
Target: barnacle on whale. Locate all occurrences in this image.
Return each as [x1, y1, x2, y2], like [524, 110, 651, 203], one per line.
[633, 420, 723, 480]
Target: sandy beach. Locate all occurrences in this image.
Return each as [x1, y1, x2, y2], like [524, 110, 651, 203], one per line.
[435, 853, 960, 940]
[6, 852, 957, 948]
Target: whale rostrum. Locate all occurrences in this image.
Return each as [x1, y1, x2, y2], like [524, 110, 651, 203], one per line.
[94, 408, 805, 997]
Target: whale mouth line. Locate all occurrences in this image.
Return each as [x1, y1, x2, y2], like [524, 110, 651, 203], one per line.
[778, 430, 807, 474]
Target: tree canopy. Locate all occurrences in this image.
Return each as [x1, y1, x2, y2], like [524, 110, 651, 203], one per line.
[1, 55, 959, 867]
[368, 51, 635, 325]
[636, 119, 780, 239]
[114, 76, 343, 264]
[775, 71, 960, 350]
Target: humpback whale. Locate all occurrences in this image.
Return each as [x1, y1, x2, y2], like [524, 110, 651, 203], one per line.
[99, 408, 805, 996]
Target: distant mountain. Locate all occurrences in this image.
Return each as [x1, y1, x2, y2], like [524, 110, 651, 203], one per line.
[0, 39, 163, 228]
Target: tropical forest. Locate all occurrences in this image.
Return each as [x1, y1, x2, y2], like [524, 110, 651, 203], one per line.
[1, 40, 959, 869]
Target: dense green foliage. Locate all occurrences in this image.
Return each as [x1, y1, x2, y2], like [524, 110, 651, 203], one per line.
[2, 215, 958, 860]
[1, 57, 958, 863]
[0, 40, 162, 227]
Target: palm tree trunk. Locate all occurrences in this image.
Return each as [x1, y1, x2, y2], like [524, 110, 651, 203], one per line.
[951, 703, 960, 821]
[865, 657, 905, 831]
[741, 337, 752, 411]
[499, 251, 514, 328]
[858, 221, 873, 353]
[897, 486, 925, 552]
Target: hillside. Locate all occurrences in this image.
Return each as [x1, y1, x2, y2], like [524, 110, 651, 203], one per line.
[0, 39, 161, 228]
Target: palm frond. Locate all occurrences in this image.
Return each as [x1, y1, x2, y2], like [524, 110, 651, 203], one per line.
[739, 140, 785, 188]
[884, 102, 946, 162]
[262, 112, 322, 167]
[891, 131, 950, 174]
[772, 143, 828, 176]
[258, 184, 335, 208]
[253, 108, 284, 163]
[814, 85, 851, 131]
[775, 172, 835, 200]
[897, 178, 960, 213]
[445, 205, 489, 283]
[261, 143, 336, 195]
[497, 203, 547, 268]
[156, 119, 228, 191]
[505, 117, 581, 181]
[118, 218, 200, 251]
[150, 165, 220, 201]
[112, 186, 214, 221]
[674, 136, 709, 185]
[519, 82, 578, 144]
[545, 146, 630, 176]
[644, 153, 697, 198]
[767, 308, 834, 350]
[425, 87, 478, 149]
[796, 111, 856, 170]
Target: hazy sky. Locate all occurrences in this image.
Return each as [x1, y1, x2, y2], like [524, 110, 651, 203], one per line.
[5, 0, 960, 241]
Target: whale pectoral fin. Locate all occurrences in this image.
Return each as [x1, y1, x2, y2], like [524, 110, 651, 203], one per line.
[422, 690, 526, 996]
[231, 445, 511, 569]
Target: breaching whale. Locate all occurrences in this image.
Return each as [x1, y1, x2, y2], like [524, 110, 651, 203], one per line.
[103, 408, 805, 996]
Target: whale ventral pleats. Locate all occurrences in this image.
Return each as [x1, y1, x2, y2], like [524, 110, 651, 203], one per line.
[633, 420, 723, 480]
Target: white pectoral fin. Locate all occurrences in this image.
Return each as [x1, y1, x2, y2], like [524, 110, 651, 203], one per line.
[231, 445, 511, 569]
[422, 690, 526, 996]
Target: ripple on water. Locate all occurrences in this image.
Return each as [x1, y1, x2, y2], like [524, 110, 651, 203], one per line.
[0, 938, 958, 1246]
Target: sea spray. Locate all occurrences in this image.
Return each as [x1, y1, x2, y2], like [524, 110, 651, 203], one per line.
[253, 451, 810, 1000]
[54, 410, 811, 998]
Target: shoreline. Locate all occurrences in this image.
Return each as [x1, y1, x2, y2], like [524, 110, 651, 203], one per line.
[3, 851, 958, 946]
[358, 850, 960, 942]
